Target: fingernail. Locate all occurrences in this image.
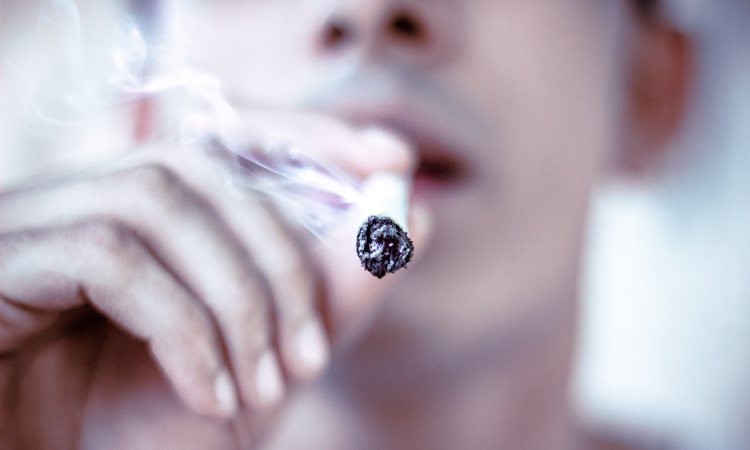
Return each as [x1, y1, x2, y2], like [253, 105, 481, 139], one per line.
[214, 369, 239, 416]
[256, 350, 285, 407]
[295, 319, 330, 375]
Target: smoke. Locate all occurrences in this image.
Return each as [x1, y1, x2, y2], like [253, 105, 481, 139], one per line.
[4, 0, 365, 240]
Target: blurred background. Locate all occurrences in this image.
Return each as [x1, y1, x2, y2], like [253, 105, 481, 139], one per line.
[2, 0, 750, 448]
[575, 0, 750, 448]
[1, 0, 136, 186]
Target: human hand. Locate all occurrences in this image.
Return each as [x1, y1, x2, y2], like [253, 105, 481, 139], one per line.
[0, 110, 430, 449]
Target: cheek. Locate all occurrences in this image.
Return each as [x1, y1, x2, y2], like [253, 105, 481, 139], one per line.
[167, 2, 316, 105]
[398, 2, 629, 335]
[461, 0, 627, 241]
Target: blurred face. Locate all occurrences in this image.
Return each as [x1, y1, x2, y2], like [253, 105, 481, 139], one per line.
[166, 0, 635, 364]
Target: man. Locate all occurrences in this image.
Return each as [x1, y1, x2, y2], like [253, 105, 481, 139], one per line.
[0, 0, 690, 448]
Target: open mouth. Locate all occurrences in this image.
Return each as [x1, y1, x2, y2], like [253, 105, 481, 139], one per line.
[412, 136, 470, 188]
[365, 117, 471, 191]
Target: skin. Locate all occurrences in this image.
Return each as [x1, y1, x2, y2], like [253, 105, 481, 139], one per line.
[0, 0, 689, 449]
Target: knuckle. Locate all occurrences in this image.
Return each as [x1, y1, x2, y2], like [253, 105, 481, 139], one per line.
[269, 245, 318, 317]
[281, 249, 307, 280]
[160, 313, 215, 356]
[113, 164, 206, 220]
[242, 306, 272, 349]
[129, 164, 179, 191]
[74, 220, 137, 257]
[121, 164, 187, 206]
[225, 284, 273, 346]
[281, 250, 316, 295]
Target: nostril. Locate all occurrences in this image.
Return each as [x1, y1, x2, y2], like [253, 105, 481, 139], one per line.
[317, 6, 447, 61]
[388, 9, 428, 44]
[322, 20, 353, 49]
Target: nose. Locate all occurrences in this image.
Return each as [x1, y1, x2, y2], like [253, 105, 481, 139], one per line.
[316, 0, 458, 67]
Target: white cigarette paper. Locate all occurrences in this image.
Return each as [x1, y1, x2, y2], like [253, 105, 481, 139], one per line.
[356, 172, 410, 232]
[355, 172, 414, 278]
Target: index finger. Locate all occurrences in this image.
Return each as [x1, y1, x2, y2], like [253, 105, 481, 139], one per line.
[231, 110, 416, 180]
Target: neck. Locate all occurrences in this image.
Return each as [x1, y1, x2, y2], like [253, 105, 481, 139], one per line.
[335, 295, 588, 450]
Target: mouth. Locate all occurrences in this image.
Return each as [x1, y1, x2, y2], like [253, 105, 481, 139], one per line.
[411, 134, 470, 189]
[361, 117, 472, 194]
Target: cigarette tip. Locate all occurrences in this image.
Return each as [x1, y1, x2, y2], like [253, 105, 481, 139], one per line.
[356, 215, 414, 279]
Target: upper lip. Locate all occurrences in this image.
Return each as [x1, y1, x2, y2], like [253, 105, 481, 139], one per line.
[346, 110, 473, 188]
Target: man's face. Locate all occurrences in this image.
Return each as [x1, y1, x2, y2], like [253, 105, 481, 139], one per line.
[167, 0, 633, 362]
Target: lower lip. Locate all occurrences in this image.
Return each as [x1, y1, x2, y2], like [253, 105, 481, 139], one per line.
[411, 172, 451, 202]
[410, 157, 471, 201]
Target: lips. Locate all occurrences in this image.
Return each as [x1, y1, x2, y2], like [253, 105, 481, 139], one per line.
[411, 133, 470, 188]
[356, 116, 472, 194]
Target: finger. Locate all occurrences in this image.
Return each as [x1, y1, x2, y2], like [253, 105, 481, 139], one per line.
[205, 115, 419, 376]
[232, 110, 416, 179]
[0, 222, 239, 418]
[200, 114, 425, 374]
[355, 125, 416, 176]
[126, 153, 312, 400]
[204, 191, 330, 382]
[227, 111, 426, 344]
[2, 165, 283, 410]
[150, 146, 331, 384]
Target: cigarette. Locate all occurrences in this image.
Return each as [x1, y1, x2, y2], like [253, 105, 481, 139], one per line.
[355, 172, 414, 278]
